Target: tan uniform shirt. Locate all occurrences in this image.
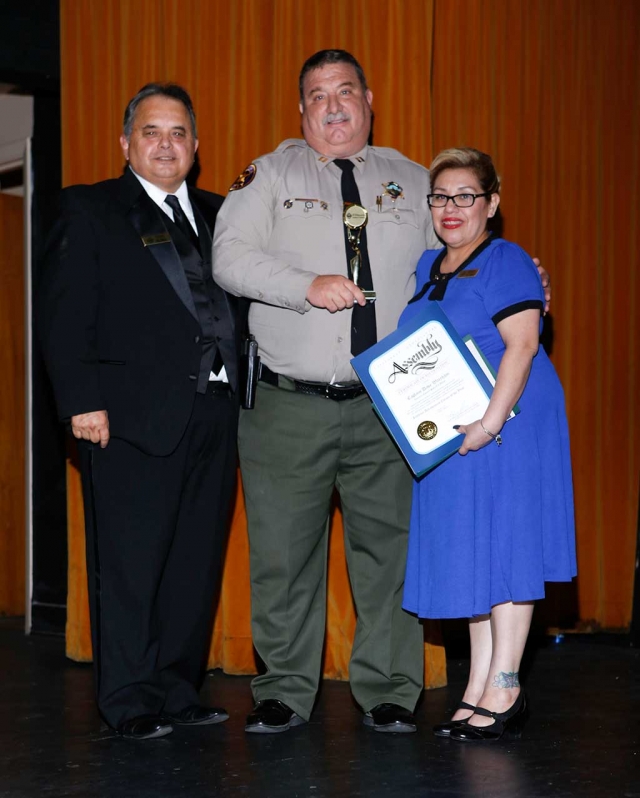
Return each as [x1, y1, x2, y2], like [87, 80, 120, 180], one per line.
[213, 138, 441, 383]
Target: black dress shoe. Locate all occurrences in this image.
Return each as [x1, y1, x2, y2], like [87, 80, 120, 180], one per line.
[363, 703, 417, 733]
[164, 704, 229, 726]
[433, 700, 476, 738]
[450, 691, 527, 742]
[117, 714, 173, 740]
[245, 699, 306, 733]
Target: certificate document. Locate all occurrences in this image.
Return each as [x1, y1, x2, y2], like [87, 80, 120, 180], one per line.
[351, 303, 514, 476]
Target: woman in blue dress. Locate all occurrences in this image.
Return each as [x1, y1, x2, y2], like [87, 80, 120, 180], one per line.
[400, 148, 576, 742]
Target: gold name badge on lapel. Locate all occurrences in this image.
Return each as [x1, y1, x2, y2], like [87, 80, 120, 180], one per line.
[457, 269, 479, 278]
[142, 233, 172, 247]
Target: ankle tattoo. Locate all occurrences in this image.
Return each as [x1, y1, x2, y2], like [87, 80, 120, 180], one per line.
[492, 671, 520, 689]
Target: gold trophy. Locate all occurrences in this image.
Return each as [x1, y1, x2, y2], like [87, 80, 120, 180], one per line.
[343, 203, 376, 302]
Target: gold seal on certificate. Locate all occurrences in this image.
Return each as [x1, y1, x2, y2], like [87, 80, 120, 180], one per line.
[343, 203, 376, 302]
[417, 421, 438, 440]
[350, 303, 520, 476]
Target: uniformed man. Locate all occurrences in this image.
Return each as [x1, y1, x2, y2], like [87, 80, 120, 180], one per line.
[213, 49, 545, 734]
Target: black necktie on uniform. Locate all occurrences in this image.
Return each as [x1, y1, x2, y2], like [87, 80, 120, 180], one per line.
[333, 159, 377, 355]
[164, 194, 200, 253]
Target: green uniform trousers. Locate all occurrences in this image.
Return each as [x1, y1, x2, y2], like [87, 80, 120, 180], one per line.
[238, 380, 424, 721]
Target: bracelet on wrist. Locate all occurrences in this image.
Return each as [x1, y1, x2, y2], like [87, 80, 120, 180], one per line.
[480, 421, 502, 446]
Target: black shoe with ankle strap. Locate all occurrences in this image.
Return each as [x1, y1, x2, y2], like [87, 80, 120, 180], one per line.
[433, 700, 476, 738]
[449, 691, 527, 742]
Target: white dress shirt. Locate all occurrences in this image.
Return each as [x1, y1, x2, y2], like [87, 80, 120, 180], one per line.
[130, 167, 198, 232]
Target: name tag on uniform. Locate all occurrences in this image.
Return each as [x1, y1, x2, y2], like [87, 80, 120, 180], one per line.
[142, 233, 171, 247]
[457, 269, 479, 278]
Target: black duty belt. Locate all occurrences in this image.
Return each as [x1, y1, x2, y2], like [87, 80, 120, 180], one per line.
[259, 363, 366, 401]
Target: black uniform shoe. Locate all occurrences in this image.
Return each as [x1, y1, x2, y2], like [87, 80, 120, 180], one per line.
[245, 699, 306, 734]
[164, 704, 229, 725]
[363, 703, 417, 733]
[117, 714, 173, 740]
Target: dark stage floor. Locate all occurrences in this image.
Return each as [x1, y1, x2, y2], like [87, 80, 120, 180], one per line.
[1, 619, 639, 798]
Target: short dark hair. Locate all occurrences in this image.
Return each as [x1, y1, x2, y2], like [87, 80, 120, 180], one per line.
[298, 49, 368, 104]
[123, 83, 197, 139]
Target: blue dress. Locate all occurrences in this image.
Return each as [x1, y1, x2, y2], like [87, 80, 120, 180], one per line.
[400, 237, 577, 619]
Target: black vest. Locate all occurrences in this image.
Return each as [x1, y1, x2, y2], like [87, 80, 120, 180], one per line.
[165, 204, 236, 393]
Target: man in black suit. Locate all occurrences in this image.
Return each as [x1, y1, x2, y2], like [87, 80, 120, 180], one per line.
[38, 84, 243, 740]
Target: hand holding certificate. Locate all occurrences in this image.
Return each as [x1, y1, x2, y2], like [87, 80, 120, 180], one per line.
[351, 303, 517, 476]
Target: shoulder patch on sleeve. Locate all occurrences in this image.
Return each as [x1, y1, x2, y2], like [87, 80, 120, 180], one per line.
[229, 163, 257, 191]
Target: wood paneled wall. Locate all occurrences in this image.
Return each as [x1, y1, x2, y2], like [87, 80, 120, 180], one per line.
[0, 194, 25, 616]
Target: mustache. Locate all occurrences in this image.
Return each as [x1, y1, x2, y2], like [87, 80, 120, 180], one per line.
[323, 111, 350, 125]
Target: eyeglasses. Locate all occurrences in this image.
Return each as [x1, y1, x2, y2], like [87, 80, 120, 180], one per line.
[427, 193, 490, 208]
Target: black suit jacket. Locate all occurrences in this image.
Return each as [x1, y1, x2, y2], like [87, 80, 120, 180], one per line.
[38, 169, 244, 456]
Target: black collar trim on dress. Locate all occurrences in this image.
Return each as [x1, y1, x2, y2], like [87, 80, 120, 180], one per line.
[408, 235, 498, 304]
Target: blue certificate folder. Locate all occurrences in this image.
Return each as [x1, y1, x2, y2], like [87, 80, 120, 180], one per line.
[351, 302, 508, 477]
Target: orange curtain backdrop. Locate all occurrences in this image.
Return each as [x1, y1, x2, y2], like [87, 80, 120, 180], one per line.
[431, 0, 640, 630]
[61, 0, 435, 189]
[59, 0, 640, 672]
[0, 195, 25, 616]
[60, 0, 447, 688]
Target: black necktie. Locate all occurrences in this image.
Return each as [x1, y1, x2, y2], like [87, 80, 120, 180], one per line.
[165, 194, 223, 376]
[164, 194, 200, 253]
[333, 159, 377, 355]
